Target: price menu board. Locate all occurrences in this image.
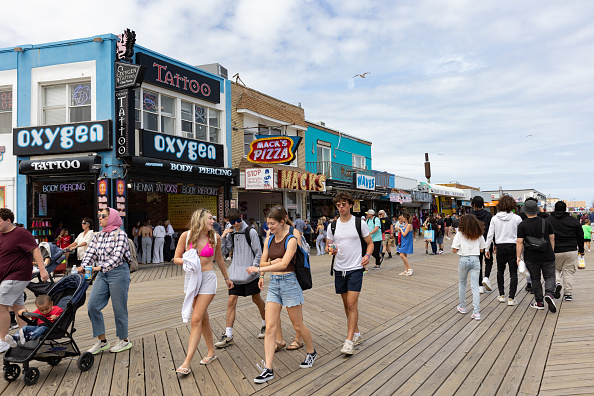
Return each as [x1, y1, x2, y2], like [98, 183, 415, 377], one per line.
[168, 194, 217, 230]
[1, 91, 11, 111]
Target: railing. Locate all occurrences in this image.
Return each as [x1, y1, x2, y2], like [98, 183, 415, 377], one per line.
[305, 161, 372, 183]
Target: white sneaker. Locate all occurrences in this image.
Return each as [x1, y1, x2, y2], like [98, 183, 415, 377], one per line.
[479, 286, 485, 294]
[482, 277, 492, 291]
[497, 295, 506, 303]
[87, 340, 111, 354]
[340, 340, 354, 355]
[110, 339, 132, 353]
[352, 334, 363, 346]
[4, 335, 17, 349]
[0, 341, 9, 353]
[507, 298, 517, 306]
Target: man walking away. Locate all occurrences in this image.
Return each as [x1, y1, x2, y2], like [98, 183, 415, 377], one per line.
[294, 214, 306, 234]
[517, 200, 557, 312]
[216, 209, 266, 347]
[547, 201, 584, 302]
[365, 210, 382, 269]
[436, 214, 446, 254]
[326, 192, 373, 355]
[444, 214, 453, 240]
[379, 210, 393, 260]
[471, 196, 493, 294]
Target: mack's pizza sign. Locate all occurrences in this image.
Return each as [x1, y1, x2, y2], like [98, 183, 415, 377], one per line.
[247, 136, 301, 164]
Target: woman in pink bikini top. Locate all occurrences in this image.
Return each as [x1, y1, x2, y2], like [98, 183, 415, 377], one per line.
[172, 208, 233, 373]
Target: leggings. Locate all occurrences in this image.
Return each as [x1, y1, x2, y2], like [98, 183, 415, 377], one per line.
[141, 237, 152, 264]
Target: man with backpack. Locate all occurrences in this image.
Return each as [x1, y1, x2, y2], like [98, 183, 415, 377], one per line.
[215, 209, 266, 348]
[365, 209, 383, 269]
[326, 192, 374, 355]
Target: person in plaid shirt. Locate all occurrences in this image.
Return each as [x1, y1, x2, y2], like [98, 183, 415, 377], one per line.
[78, 207, 132, 354]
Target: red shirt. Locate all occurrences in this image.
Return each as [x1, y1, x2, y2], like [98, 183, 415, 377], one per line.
[31, 306, 63, 325]
[56, 235, 71, 249]
[0, 227, 38, 282]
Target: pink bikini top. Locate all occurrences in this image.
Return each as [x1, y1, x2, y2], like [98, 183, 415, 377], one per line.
[186, 232, 215, 257]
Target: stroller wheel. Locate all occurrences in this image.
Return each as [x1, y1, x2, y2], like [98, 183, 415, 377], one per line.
[3, 364, 20, 381]
[24, 367, 40, 386]
[78, 352, 94, 372]
[47, 357, 62, 366]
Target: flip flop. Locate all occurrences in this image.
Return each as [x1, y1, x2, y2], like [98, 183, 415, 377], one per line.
[275, 341, 286, 352]
[405, 269, 413, 276]
[399, 271, 408, 275]
[200, 355, 218, 365]
[286, 340, 304, 350]
[176, 366, 192, 375]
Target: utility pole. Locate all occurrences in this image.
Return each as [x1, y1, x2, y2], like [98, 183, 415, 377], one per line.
[424, 153, 431, 183]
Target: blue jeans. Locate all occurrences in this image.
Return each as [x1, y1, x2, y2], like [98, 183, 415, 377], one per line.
[459, 255, 480, 315]
[14, 325, 49, 342]
[87, 264, 130, 339]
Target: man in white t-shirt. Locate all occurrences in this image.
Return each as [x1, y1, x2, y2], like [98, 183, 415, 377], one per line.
[326, 192, 373, 355]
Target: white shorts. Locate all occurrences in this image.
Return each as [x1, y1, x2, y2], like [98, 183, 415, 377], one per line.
[184, 270, 218, 295]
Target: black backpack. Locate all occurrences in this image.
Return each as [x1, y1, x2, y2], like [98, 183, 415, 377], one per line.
[329, 217, 367, 276]
[267, 233, 312, 290]
[230, 227, 263, 257]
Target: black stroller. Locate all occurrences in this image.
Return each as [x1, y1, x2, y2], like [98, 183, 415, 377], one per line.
[3, 273, 95, 386]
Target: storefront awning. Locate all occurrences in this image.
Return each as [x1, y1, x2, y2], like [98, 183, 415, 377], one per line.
[419, 183, 465, 198]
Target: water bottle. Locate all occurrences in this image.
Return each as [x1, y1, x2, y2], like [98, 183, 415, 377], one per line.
[71, 264, 78, 275]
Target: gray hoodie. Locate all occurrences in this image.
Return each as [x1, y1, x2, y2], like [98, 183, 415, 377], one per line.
[221, 221, 262, 284]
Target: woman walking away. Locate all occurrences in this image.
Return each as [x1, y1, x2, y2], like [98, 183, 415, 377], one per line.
[247, 207, 317, 384]
[80, 208, 132, 354]
[139, 220, 152, 265]
[428, 216, 439, 255]
[398, 214, 414, 276]
[315, 219, 326, 255]
[485, 195, 522, 306]
[452, 215, 486, 320]
[173, 209, 233, 374]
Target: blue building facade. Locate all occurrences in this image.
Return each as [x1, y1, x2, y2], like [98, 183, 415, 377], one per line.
[0, 32, 234, 239]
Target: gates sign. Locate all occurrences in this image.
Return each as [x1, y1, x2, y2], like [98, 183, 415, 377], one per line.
[247, 136, 301, 165]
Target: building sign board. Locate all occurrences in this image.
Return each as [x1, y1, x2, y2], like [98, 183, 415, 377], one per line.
[115, 179, 127, 217]
[13, 121, 111, 156]
[136, 53, 220, 104]
[141, 130, 224, 167]
[247, 136, 302, 165]
[130, 157, 234, 178]
[245, 168, 273, 190]
[98, 179, 109, 211]
[131, 181, 218, 196]
[355, 173, 375, 191]
[279, 169, 326, 192]
[115, 90, 135, 157]
[115, 62, 145, 90]
[18, 156, 101, 175]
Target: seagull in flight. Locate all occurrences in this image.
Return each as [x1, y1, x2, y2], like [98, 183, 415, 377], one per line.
[352, 72, 371, 79]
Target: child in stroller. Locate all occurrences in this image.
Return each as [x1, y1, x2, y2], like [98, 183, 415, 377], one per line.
[3, 273, 95, 386]
[5, 294, 63, 347]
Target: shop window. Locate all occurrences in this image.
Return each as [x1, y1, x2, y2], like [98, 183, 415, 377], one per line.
[0, 89, 12, 134]
[43, 82, 91, 124]
[180, 100, 220, 143]
[317, 145, 331, 177]
[353, 154, 366, 170]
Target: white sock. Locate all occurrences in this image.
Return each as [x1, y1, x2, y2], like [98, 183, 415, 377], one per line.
[345, 339, 354, 345]
[354, 332, 361, 337]
[226, 327, 233, 338]
[261, 320, 266, 326]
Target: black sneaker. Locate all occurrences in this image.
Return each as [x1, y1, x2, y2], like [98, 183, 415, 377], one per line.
[299, 350, 317, 368]
[544, 294, 557, 313]
[525, 283, 533, 292]
[564, 294, 572, 301]
[388, 253, 392, 259]
[214, 333, 234, 348]
[258, 326, 266, 339]
[554, 283, 562, 299]
[254, 361, 274, 383]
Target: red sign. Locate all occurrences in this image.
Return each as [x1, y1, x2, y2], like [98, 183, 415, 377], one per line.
[247, 137, 295, 164]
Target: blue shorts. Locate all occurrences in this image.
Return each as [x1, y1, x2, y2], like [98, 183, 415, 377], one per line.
[266, 272, 304, 307]
[335, 268, 364, 294]
[436, 235, 444, 244]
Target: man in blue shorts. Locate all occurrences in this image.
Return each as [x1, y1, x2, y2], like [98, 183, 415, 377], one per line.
[326, 192, 373, 355]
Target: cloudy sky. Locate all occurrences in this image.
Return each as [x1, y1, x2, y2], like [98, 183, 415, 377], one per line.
[2, 0, 593, 203]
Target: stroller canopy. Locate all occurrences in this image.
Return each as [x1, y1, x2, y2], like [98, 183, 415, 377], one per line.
[47, 273, 89, 310]
[38, 242, 66, 274]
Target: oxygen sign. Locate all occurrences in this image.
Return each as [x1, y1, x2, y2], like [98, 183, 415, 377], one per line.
[247, 136, 298, 164]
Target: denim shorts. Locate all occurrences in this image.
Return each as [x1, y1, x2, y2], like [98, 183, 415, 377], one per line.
[436, 235, 444, 244]
[266, 272, 304, 307]
[335, 268, 364, 294]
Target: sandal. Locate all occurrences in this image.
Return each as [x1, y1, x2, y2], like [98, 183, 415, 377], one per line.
[286, 340, 304, 350]
[405, 269, 413, 276]
[199, 355, 218, 365]
[399, 271, 408, 275]
[176, 366, 192, 375]
[275, 341, 286, 352]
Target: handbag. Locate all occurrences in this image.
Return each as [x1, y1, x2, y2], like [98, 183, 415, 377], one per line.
[423, 228, 434, 242]
[524, 218, 548, 252]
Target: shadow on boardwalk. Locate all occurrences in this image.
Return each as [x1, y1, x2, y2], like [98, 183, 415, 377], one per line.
[1, 240, 592, 395]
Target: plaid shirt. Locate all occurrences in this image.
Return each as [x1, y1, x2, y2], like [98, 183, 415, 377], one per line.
[81, 229, 131, 272]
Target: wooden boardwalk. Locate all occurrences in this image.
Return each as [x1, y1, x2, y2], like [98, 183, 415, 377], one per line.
[1, 240, 592, 395]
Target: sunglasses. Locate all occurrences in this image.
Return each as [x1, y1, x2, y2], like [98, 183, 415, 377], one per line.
[98, 214, 108, 219]
[229, 218, 242, 225]
[335, 202, 349, 207]
[81, 221, 88, 224]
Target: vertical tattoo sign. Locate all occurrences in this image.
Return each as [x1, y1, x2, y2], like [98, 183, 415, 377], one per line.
[115, 89, 135, 157]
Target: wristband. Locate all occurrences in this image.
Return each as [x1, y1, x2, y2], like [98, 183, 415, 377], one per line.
[259, 276, 264, 279]
[364, 254, 370, 258]
[224, 277, 229, 280]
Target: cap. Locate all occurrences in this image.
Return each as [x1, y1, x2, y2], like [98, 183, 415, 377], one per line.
[366, 209, 376, 215]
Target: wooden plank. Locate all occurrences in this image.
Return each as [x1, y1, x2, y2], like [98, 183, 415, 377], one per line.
[37, 359, 73, 396]
[92, 349, 116, 396]
[109, 346, 130, 396]
[176, 325, 219, 396]
[127, 336, 145, 396]
[73, 351, 103, 396]
[143, 335, 164, 396]
[165, 329, 200, 396]
[154, 331, 182, 396]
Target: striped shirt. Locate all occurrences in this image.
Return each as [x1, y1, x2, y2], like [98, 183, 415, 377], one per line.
[81, 229, 131, 272]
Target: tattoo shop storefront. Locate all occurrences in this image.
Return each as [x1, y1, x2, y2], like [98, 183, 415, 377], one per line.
[14, 121, 109, 243]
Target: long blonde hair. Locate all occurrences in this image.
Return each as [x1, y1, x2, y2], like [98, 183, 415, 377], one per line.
[189, 209, 216, 249]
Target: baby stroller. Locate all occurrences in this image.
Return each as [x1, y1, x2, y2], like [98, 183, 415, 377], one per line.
[3, 273, 95, 386]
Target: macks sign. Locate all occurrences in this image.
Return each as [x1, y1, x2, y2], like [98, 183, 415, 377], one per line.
[247, 136, 302, 165]
[279, 169, 326, 192]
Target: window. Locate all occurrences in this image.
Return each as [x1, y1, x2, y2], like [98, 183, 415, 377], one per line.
[180, 101, 220, 143]
[43, 82, 91, 124]
[317, 145, 331, 176]
[134, 89, 177, 135]
[0, 89, 12, 134]
[244, 125, 282, 156]
[353, 154, 366, 170]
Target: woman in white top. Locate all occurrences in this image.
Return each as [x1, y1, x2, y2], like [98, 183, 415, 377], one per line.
[452, 215, 486, 320]
[66, 217, 95, 269]
[152, 221, 166, 263]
